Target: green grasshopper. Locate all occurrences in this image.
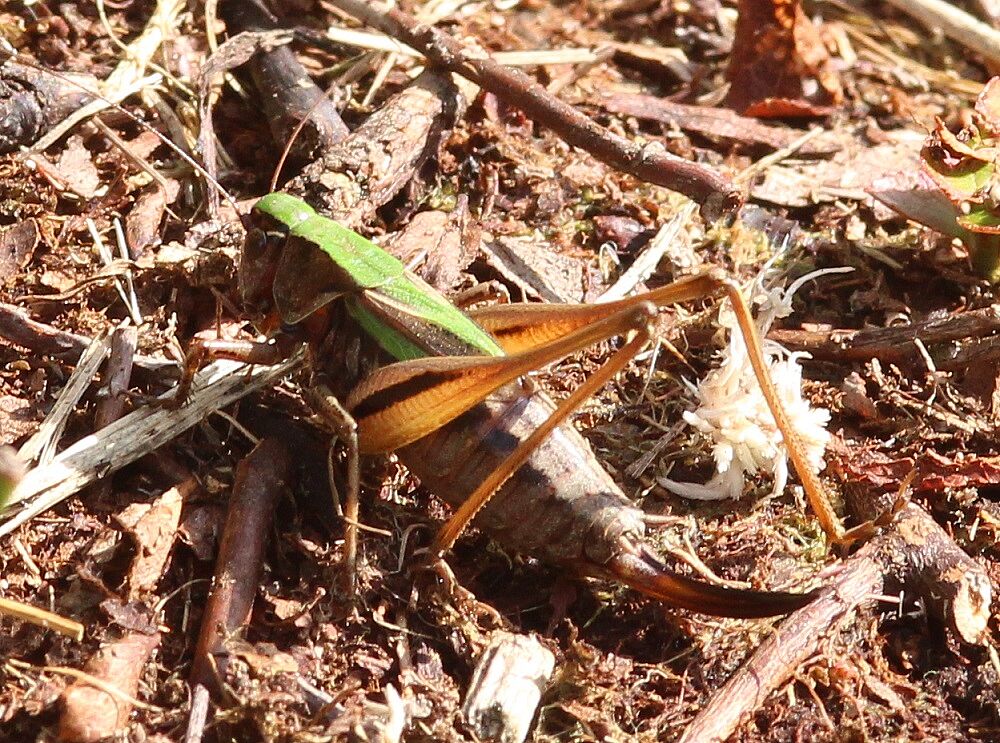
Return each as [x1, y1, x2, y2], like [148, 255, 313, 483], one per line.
[174, 192, 842, 617]
[2, 51, 838, 618]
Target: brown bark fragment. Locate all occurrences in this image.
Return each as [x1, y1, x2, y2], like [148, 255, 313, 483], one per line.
[189, 438, 291, 697]
[287, 70, 460, 226]
[57, 632, 160, 743]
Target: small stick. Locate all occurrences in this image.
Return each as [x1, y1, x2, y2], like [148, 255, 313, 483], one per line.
[323, 0, 741, 219]
[0, 302, 174, 373]
[679, 551, 882, 743]
[0, 596, 84, 640]
[184, 683, 211, 743]
[188, 438, 292, 698]
[462, 632, 555, 743]
[882, 0, 1000, 66]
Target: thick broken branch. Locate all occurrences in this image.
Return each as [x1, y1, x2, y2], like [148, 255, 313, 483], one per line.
[681, 497, 991, 743]
[220, 0, 349, 159]
[285, 68, 460, 224]
[768, 305, 1000, 368]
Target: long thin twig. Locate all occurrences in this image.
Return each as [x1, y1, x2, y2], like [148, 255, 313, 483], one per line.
[323, 0, 741, 219]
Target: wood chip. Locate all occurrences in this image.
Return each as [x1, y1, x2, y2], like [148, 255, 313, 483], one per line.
[462, 632, 555, 743]
[481, 236, 583, 303]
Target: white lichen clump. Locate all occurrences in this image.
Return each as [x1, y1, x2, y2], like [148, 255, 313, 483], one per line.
[659, 267, 851, 501]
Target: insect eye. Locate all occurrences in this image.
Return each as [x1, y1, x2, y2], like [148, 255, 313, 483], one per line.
[239, 229, 283, 312]
[243, 229, 268, 261]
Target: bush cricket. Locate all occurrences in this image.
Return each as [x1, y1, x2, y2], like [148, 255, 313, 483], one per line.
[3, 51, 845, 618]
[171, 193, 839, 617]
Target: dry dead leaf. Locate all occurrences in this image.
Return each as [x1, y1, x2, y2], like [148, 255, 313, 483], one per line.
[753, 132, 924, 208]
[0, 395, 38, 445]
[125, 180, 180, 258]
[0, 219, 40, 284]
[726, 0, 842, 116]
[54, 136, 101, 199]
[115, 484, 185, 598]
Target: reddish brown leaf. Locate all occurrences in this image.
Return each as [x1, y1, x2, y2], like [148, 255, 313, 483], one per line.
[741, 98, 835, 119]
[0, 219, 40, 283]
[725, 0, 842, 116]
[836, 448, 1000, 492]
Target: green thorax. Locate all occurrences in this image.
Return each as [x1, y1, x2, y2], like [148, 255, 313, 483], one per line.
[253, 194, 503, 361]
